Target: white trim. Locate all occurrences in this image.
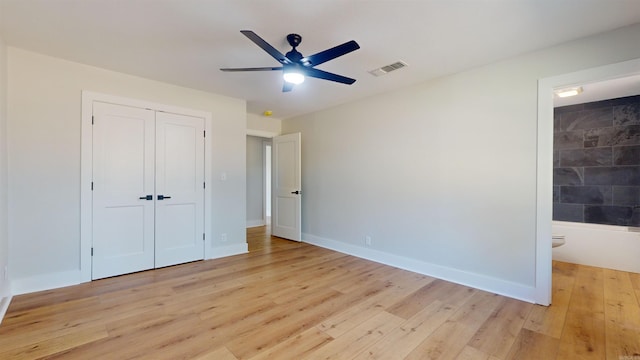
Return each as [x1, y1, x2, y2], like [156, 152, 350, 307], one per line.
[81, 91, 214, 280]
[535, 57, 640, 305]
[11, 270, 83, 295]
[247, 129, 278, 138]
[210, 243, 248, 259]
[0, 295, 11, 324]
[303, 233, 536, 303]
[203, 103, 213, 260]
[263, 140, 272, 226]
[246, 219, 266, 228]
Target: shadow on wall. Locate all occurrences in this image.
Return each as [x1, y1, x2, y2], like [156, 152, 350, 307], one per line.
[553, 95, 640, 227]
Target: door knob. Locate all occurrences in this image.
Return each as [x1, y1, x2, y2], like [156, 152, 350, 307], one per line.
[139, 195, 152, 200]
[157, 195, 172, 200]
[291, 190, 301, 195]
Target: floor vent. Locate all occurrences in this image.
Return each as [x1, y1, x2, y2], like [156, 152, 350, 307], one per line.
[369, 61, 408, 77]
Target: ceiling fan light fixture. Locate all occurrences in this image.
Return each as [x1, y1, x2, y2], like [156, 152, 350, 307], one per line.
[283, 71, 305, 85]
[555, 86, 583, 98]
[221, 31, 359, 92]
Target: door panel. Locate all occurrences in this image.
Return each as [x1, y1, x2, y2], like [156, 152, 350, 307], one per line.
[92, 102, 155, 279]
[272, 133, 301, 241]
[155, 112, 205, 267]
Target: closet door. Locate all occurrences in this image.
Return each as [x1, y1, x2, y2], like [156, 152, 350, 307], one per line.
[154, 112, 205, 267]
[92, 102, 155, 279]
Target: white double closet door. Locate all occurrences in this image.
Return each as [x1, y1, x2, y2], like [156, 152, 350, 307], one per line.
[92, 102, 205, 280]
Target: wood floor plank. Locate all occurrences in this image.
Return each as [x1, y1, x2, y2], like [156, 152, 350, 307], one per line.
[306, 311, 404, 360]
[317, 274, 435, 338]
[222, 286, 347, 358]
[455, 346, 490, 360]
[628, 271, 640, 308]
[48, 314, 213, 359]
[0, 296, 101, 333]
[386, 279, 477, 320]
[404, 291, 503, 360]
[0, 324, 108, 360]
[504, 328, 560, 360]
[315, 285, 389, 339]
[352, 300, 457, 360]
[328, 260, 394, 293]
[523, 266, 574, 338]
[556, 264, 606, 360]
[2, 227, 639, 360]
[225, 279, 392, 359]
[602, 268, 640, 360]
[197, 287, 279, 324]
[193, 346, 239, 360]
[468, 297, 533, 359]
[246, 328, 333, 360]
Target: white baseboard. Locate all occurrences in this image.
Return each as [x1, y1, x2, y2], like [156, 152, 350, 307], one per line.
[11, 269, 84, 296]
[246, 219, 266, 228]
[303, 233, 536, 304]
[10, 245, 249, 296]
[209, 243, 248, 259]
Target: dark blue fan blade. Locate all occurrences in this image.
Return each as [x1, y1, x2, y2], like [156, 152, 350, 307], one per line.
[304, 68, 356, 84]
[301, 40, 360, 67]
[241, 30, 291, 65]
[282, 81, 294, 92]
[220, 66, 283, 72]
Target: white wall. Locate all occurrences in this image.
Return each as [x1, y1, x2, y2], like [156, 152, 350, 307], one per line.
[247, 113, 281, 137]
[246, 135, 265, 227]
[282, 23, 640, 302]
[7, 48, 247, 290]
[0, 37, 10, 314]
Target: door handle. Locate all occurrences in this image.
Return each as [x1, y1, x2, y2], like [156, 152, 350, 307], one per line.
[157, 195, 172, 200]
[139, 195, 153, 200]
[291, 190, 301, 195]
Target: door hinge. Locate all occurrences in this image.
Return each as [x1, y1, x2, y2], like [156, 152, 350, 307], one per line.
[91, 115, 94, 125]
[91, 182, 94, 190]
[203, 233, 205, 241]
[203, 130, 206, 138]
[91, 247, 94, 256]
[203, 182, 206, 189]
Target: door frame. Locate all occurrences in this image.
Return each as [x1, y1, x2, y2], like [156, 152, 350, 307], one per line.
[80, 91, 213, 282]
[263, 140, 272, 225]
[535, 57, 640, 305]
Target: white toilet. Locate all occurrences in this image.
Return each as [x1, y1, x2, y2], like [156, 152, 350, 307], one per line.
[552, 235, 566, 248]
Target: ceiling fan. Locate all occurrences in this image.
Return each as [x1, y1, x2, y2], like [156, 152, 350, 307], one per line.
[220, 30, 360, 92]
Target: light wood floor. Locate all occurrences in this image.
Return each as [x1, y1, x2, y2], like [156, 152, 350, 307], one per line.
[1, 226, 639, 359]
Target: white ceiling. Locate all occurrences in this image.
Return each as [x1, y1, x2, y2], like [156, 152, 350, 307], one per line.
[1, 0, 640, 119]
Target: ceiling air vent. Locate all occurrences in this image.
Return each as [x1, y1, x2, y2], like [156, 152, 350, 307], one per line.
[369, 61, 408, 77]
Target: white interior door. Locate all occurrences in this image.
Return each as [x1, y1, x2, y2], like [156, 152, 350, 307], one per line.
[155, 112, 205, 267]
[92, 102, 155, 279]
[272, 133, 301, 241]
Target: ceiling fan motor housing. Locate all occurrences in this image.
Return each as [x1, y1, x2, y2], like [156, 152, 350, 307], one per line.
[287, 33, 302, 48]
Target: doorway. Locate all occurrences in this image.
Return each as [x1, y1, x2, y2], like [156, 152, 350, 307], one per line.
[246, 135, 271, 228]
[535, 57, 640, 305]
[246, 133, 302, 242]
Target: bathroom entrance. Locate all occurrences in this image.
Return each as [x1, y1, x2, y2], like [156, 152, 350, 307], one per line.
[536, 57, 640, 305]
